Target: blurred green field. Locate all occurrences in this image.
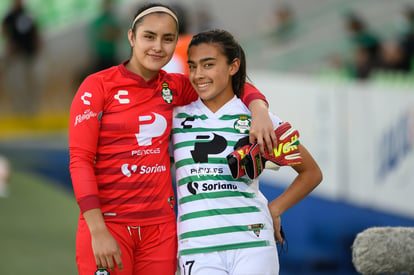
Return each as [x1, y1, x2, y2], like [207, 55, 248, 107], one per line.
[0, 169, 79, 274]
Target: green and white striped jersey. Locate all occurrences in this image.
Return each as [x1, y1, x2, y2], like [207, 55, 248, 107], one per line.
[172, 96, 282, 256]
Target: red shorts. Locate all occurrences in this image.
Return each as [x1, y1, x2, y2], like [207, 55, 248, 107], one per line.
[76, 217, 177, 275]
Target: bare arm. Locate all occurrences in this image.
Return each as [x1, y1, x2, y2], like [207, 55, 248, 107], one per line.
[248, 99, 277, 155]
[82, 209, 123, 272]
[268, 144, 323, 242]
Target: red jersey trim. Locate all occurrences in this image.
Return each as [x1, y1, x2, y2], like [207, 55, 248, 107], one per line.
[78, 194, 101, 213]
[242, 83, 268, 107]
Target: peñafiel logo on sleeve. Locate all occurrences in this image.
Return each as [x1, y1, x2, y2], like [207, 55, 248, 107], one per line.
[74, 109, 98, 126]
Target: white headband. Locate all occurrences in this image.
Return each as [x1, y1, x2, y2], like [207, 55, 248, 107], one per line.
[131, 6, 179, 29]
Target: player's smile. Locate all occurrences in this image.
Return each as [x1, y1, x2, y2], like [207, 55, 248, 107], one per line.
[195, 81, 212, 90]
[147, 52, 165, 60]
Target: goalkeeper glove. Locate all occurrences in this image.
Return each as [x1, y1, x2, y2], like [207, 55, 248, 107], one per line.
[242, 142, 264, 180]
[261, 121, 302, 168]
[227, 122, 302, 180]
[226, 144, 250, 179]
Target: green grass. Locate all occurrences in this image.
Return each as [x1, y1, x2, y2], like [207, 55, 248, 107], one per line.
[0, 169, 79, 275]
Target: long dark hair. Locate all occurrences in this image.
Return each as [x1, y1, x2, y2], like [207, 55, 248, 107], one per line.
[188, 29, 247, 97]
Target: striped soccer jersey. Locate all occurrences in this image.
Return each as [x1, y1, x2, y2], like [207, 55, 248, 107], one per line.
[172, 96, 282, 256]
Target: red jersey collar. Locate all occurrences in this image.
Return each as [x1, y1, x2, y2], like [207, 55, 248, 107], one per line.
[118, 60, 166, 87]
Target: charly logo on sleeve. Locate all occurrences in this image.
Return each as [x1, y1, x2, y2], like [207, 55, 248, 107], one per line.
[80, 92, 92, 105]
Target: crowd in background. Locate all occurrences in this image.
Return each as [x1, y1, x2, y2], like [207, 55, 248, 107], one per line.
[263, 2, 414, 81]
[0, 0, 413, 116]
[1, 0, 43, 115]
[339, 6, 414, 80]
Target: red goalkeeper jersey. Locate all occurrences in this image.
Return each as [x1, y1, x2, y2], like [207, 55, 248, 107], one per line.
[69, 61, 266, 226]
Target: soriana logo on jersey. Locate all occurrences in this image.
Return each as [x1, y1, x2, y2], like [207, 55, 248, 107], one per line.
[121, 163, 167, 177]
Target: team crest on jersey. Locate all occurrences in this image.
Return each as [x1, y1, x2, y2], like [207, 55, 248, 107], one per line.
[161, 81, 173, 104]
[95, 269, 110, 275]
[234, 116, 251, 134]
[248, 223, 264, 237]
